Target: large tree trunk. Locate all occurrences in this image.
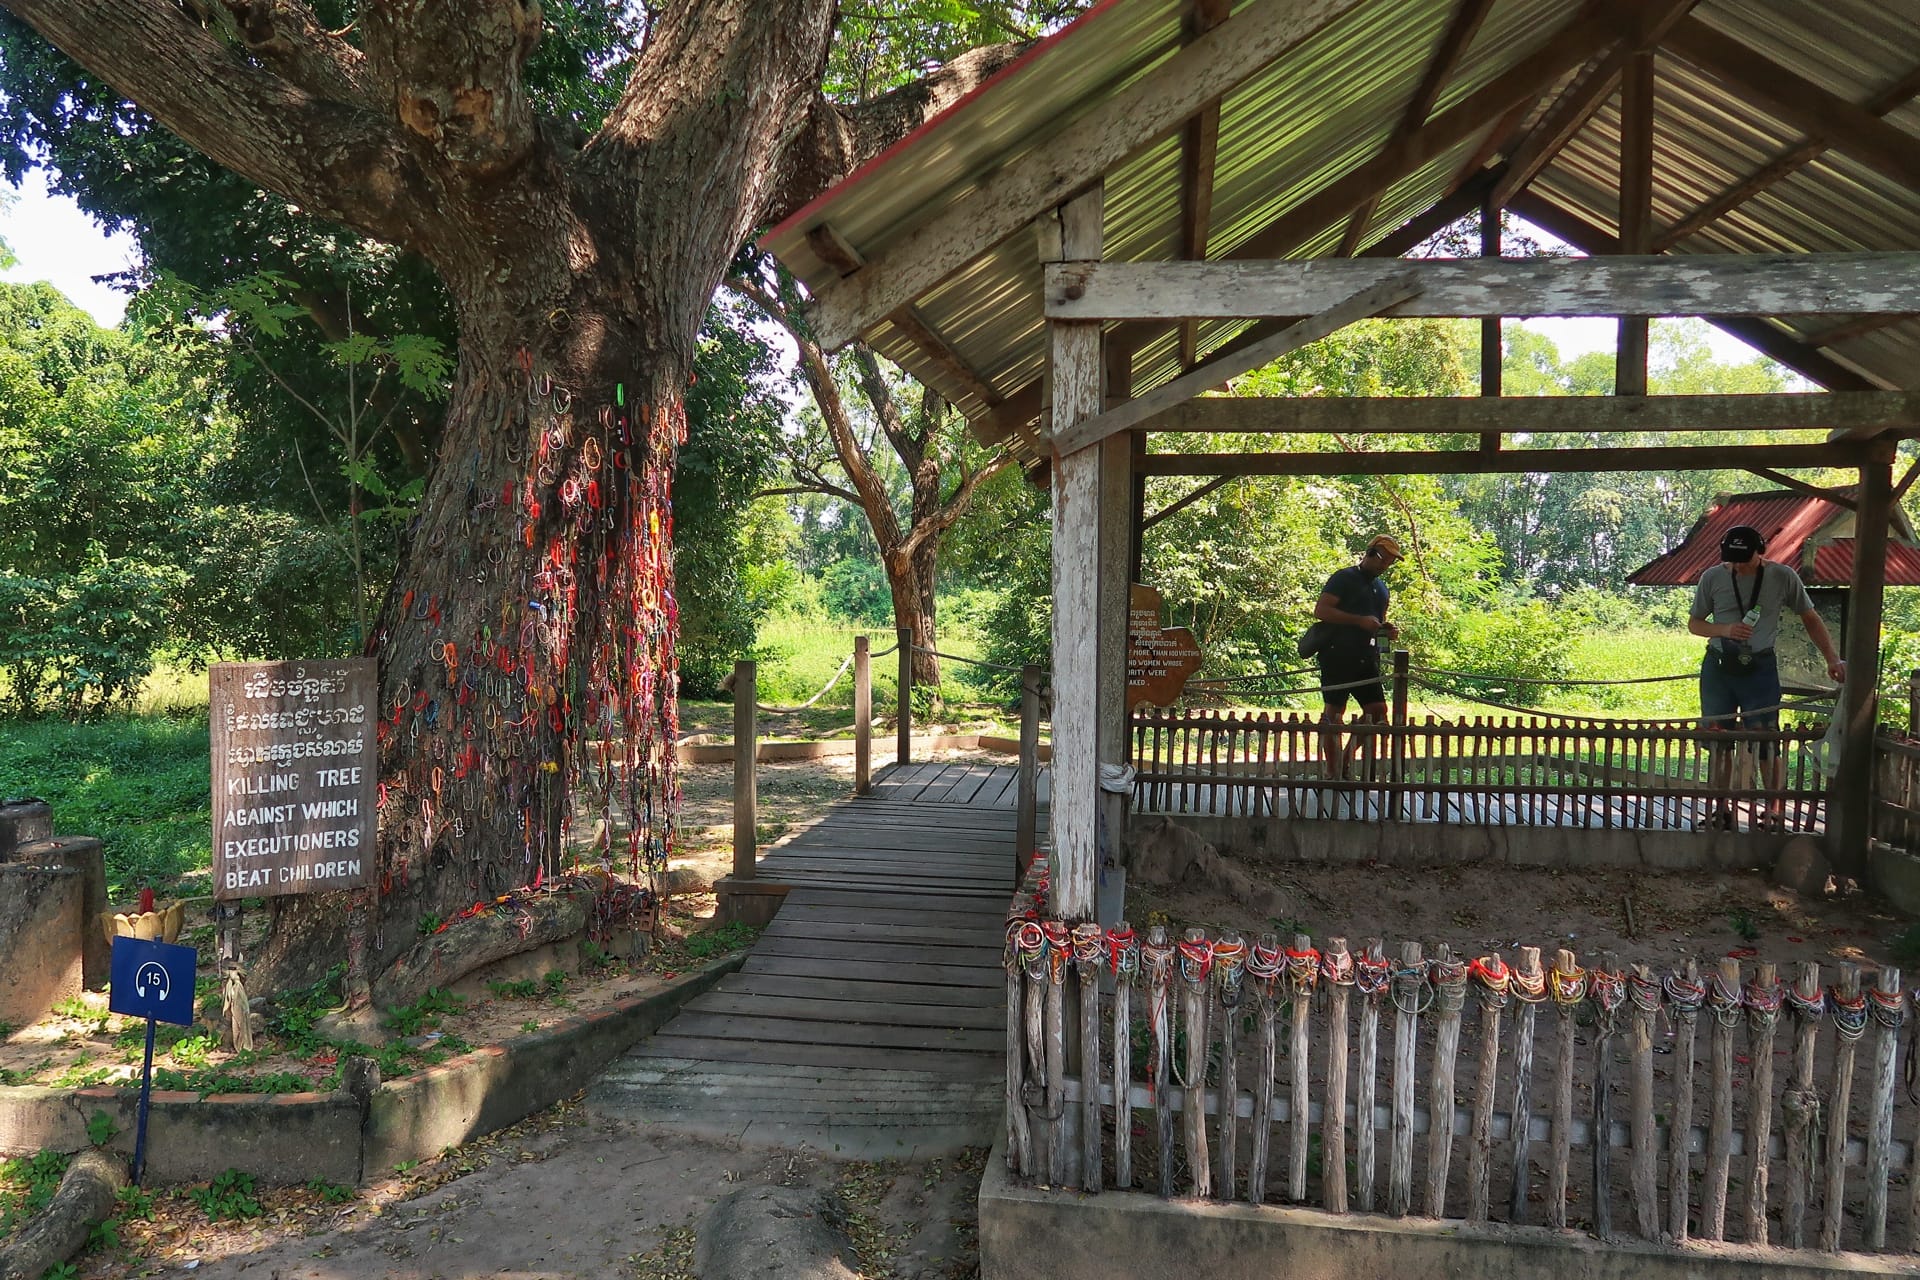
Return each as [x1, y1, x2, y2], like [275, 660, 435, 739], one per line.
[886, 539, 941, 687]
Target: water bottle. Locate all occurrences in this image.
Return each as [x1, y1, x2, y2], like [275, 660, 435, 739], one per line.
[1741, 604, 1762, 631]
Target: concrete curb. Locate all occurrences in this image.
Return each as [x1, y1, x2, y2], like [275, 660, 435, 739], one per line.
[0, 955, 743, 1185]
[977, 1140, 1920, 1279]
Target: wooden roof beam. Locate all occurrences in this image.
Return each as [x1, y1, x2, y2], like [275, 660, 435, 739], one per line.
[1139, 441, 1869, 478]
[1662, 17, 1920, 194]
[1336, 0, 1499, 257]
[1656, 62, 1920, 250]
[1176, 0, 1232, 371]
[1744, 467, 1858, 510]
[1505, 190, 1884, 392]
[807, 0, 1375, 351]
[1615, 46, 1656, 395]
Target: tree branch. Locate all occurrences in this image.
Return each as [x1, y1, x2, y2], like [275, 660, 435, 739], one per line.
[4, 0, 427, 248]
[850, 344, 921, 472]
[896, 451, 1013, 562]
[211, 0, 375, 106]
[360, 0, 542, 179]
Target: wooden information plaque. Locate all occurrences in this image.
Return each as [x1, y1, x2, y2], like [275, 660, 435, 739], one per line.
[209, 659, 378, 900]
[1126, 584, 1204, 708]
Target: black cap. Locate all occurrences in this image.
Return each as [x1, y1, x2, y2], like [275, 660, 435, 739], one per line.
[1719, 524, 1765, 563]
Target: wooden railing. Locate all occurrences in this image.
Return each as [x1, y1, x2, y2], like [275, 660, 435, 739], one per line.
[1003, 894, 1917, 1256]
[1130, 707, 1829, 831]
[1874, 731, 1920, 855]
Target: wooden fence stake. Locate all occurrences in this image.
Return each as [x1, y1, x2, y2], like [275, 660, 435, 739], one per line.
[1668, 958, 1701, 1243]
[1589, 954, 1621, 1240]
[1627, 964, 1660, 1240]
[1005, 921, 1035, 1177]
[1426, 945, 1467, 1217]
[1865, 966, 1902, 1250]
[853, 635, 871, 794]
[1743, 961, 1781, 1244]
[1820, 964, 1862, 1252]
[1215, 932, 1247, 1200]
[1782, 961, 1820, 1249]
[1044, 923, 1070, 1188]
[1703, 956, 1742, 1241]
[1388, 940, 1424, 1217]
[1356, 939, 1385, 1213]
[1548, 948, 1581, 1230]
[1146, 927, 1177, 1197]
[1508, 946, 1543, 1225]
[732, 660, 757, 879]
[1289, 933, 1317, 1202]
[1465, 952, 1507, 1223]
[1075, 924, 1104, 1192]
[1112, 923, 1136, 1190]
[1248, 936, 1280, 1205]
[1179, 928, 1213, 1197]
[1323, 937, 1354, 1214]
[1022, 926, 1049, 1180]
[896, 626, 913, 766]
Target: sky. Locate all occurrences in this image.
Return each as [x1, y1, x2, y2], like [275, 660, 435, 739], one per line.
[1, 171, 1766, 367]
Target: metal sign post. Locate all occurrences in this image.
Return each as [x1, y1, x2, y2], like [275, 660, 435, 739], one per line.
[108, 935, 198, 1185]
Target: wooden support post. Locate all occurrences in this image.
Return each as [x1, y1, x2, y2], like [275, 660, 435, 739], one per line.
[897, 627, 913, 768]
[1547, 948, 1579, 1230]
[1147, 927, 1177, 1197]
[1821, 964, 1862, 1252]
[1628, 965, 1659, 1240]
[1743, 961, 1780, 1244]
[1112, 924, 1136, 1190]
[1046, 186, 1106, 924]
[1507, 946, 1543, 1225]
[1615, 46, 1654, 397]
[1865, 966, 1902, 1250]
[1464, 952, 1504, 1223]
[1075, 925, 1103, 1193]
[853, 636, 871, 795]
[1478, 189, 1501, 451]
[1024, 937, 1050, 1180]
[1016, 664, 1042, 876]
[1703, 956, 1741, 1241]
[732, 660, 757, 880]
[1908, 667, 1920, 738]
[215, 900, 251, 1052]
[1426, 946, 1466, 1217]
[1179, 927, 1212, 1197]
[1388, 940, 1424, 1217]
[1216, 934, 1243, 1201]
[1044, 924, 1070, 1187]
[1833, 452, 1894, 878]
[1289, 933, 1316, 1202]
[1782, 962, 1821, 1249]
[1668, 959, 1701, 1243]
[1390, 648, 1410, 821]
[1356, 939, 1385, 1213]
[1006, 929, 1033, 1178]
[1323, 937, 1353, 1214]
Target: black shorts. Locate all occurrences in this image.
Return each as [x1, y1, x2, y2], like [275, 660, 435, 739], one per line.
[1319, 646, 1384, 712]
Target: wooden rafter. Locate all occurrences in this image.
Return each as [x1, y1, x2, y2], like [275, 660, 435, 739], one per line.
[1176, 0, 1231, 371]
[1504, 190, 1885, 392]
[1657, 62, 1920, 250]
[1662, 18, 1920, 194]
[1336, 0, 1498, 257]
[1142, 475, 1235, 530]
[1744, 467, 1858, 510]
[808, 0, 1374, 350]
[1139, 441, 1868, 478]
[1802, 313, 1915, 350]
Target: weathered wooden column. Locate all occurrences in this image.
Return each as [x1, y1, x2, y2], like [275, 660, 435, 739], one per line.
[853, 635, 872, 795]
[1016, 663, 1043, 873]
[1478, 189, 1501, 451]
[1615, 45, 1654, 397]
[733, 659, 757, 880]
[1045, 183, 1109, 923]
[1832, 445, 1894, 877]
[1096, 309, 1134, 892]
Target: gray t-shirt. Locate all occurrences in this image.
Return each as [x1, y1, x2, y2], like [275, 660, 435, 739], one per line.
[1690, 560, 1814, 654]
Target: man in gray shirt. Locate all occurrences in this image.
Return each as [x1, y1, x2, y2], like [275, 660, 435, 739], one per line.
[1687, 524, 1846, 829]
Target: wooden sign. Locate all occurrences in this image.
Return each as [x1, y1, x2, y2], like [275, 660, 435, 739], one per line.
[1127, 584, 1204, 708]
[210, 660, 377, 900]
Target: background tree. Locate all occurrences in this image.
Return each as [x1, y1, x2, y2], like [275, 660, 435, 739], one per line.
[0, 0, 1028, 994]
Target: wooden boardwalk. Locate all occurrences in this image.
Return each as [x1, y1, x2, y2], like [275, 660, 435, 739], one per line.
[591, 761, 1039, 1156]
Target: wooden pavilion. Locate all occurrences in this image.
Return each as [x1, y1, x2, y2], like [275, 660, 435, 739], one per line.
[761, 0, 1920, 920]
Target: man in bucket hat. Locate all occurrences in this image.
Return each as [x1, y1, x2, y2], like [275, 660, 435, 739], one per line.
[1313, 534, 1402, 780]
[1688, 523, 1845, 830]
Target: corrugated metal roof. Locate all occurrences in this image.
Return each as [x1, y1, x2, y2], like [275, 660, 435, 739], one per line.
[762, 0, 1920, 457]
[1628, 489, 1920, 586]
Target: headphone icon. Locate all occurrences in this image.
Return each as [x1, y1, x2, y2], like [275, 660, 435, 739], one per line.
[134, 963, 170, 1001]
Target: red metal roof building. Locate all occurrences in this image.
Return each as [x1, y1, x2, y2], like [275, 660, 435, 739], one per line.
[1628, 490, 1920, 589]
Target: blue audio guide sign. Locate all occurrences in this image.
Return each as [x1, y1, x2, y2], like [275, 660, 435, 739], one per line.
[108, 936, 197, 1027]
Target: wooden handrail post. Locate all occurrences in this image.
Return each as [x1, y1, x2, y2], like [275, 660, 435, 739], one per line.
[733, 659, 757, 881]
[1016, 663, 1043, 878]
[897, 626, 913, 767]
[1907, 667, 1918, 738]
[854, 635, 872, 794]
[1390, 648, 1410, 820]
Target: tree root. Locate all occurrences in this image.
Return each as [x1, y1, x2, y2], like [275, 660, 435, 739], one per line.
[369, 876, 604, 1011]
[0, 1149, 126, 1280]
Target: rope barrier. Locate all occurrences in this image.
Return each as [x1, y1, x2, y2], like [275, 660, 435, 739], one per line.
[1408, 673, 1835, 729]
[912, 645, 1036, 676]
[755, 651, 855, 714]
[1409, 663, 1698, 688]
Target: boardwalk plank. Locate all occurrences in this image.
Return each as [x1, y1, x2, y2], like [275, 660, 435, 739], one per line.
[716, 973, 1004, 1007]
[630, 1035, 995, 1077]
[742, 954, 1002, 988]
[689, 991, 1007, 1029]
[761, 919, 1000, 947]
[752, 936, 1003, 965]
[663, 1011, 1002, 1053]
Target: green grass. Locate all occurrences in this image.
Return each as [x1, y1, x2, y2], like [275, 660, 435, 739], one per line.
[0, 715, 212, 899]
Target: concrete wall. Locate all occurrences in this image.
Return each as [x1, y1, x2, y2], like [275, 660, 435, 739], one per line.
[979, 1153, 1920, 1280]
[1166, 815, 1781, 873]
[0, 865, 83, 1024]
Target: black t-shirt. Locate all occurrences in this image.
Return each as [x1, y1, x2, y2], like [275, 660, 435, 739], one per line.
[1319, 566, 1388, 659]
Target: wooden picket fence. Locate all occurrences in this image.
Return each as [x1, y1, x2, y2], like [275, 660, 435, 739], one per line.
[1876, 731, 1920, 856]
[1130, 708, 1829, 831]
[1003, 892, 1917, 1255]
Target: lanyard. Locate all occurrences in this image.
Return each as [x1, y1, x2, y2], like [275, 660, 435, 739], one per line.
[1730, 562, 1761, 617]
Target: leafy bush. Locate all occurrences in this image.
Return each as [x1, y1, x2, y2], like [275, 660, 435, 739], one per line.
[0, 557, 184, 716]
[1436, 601, 1575, 701]
[821, 558, 892, 625]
